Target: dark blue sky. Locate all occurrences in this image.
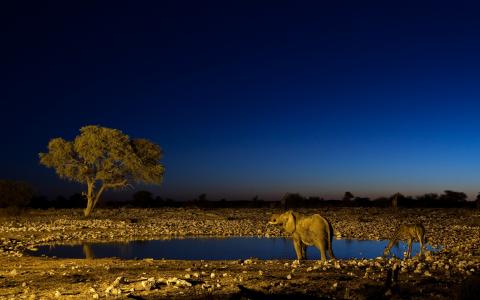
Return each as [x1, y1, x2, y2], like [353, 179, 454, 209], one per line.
[2, 1, 480, 200]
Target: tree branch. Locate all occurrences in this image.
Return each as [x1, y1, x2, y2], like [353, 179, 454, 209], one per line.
[92, 184, 106, 208]
[105, 180, 128, 189]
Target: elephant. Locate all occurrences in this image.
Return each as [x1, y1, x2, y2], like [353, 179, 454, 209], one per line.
[268, 210, 335, 261]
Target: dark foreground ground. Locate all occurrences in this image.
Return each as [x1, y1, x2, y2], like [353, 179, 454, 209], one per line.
[0, 207, 479, 299]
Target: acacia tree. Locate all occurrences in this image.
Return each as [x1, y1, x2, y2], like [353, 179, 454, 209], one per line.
[39, 125, 165, 217]
[342, 191, 354, 201]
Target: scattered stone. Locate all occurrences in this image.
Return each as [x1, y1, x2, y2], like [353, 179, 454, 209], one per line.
[141, 277, 156, 290]
[1, 208, 479, 298]
[112, 276, 125, 286]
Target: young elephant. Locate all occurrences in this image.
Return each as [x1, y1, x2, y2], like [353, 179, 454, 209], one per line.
[383, 223, 426, 258]
[268, 210, 335, 262]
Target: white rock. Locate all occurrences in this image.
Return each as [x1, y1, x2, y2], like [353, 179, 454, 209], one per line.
[141, 278, 156, 290]
[112, 276, 124, 287]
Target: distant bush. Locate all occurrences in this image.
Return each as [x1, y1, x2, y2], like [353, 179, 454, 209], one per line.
[21, 189, 479, 210]
[131, 190, 155, 207]
[68, 193, 87, 208]
[438, 190, 467, 207]
[0, 180, 33, 208]
[342, 192, 354, 202]
[281, 193, 306, 209]
[29, 195, 50, 209]
[47, 194, 86, 209]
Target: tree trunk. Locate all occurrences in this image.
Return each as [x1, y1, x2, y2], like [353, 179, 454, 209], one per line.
[84, 181, 95, 217]
[84, 195, 95, 217]
[83, 180, 125, 217]
[92, 185, 106, 210]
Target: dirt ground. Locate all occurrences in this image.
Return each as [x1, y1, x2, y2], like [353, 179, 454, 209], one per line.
[0, 207, 479, 299]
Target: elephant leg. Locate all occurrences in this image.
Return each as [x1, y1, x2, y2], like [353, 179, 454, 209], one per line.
[328, 235, 335, 260]
[301, 242, 307, 260]
[315, 240, 327, 262]
[328, 247, 335, 260]
[407, 239, 412, 258]
[293, 236, 303, 260]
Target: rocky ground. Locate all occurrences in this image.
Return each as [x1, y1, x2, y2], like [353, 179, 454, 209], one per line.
[0, 207, 479, 299]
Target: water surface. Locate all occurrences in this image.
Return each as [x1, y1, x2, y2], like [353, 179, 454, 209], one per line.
[27, 237, 435, 260]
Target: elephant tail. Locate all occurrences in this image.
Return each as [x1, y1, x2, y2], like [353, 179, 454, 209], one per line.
[327, 221, 335, 259]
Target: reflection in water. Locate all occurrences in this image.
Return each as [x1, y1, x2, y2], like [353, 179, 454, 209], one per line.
[118, 242, 134, 258]
[82, 244, 94, 259]
[30, 238, 439, 260]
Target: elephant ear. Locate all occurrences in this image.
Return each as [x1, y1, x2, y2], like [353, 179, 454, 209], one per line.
[284, 211, 296, 234]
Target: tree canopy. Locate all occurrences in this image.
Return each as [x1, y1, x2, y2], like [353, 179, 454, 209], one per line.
[39, 125, 165, 216]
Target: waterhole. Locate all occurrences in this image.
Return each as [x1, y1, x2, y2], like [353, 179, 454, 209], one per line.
[27, 237, 436, 260]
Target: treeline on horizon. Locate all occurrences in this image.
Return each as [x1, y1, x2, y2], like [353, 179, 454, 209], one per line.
[1, 180, 479, 210]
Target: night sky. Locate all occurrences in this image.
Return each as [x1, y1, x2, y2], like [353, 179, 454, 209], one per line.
[2, 1, 480, 200]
